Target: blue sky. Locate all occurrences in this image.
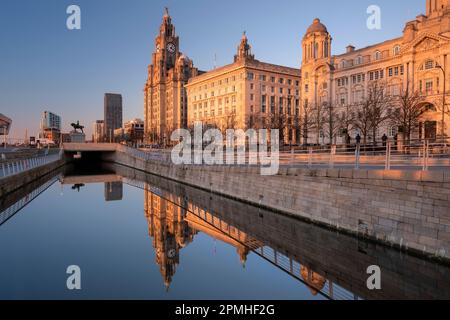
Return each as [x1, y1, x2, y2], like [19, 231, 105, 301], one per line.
[0, 0, 423, 138]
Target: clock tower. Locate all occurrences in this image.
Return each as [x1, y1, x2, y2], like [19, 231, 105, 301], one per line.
[144, 8, 200, 145]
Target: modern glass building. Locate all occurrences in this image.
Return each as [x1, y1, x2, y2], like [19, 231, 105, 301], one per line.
[0, 113, 12, 135]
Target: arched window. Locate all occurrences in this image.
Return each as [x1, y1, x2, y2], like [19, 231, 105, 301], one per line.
[341, 60, 346, 69]
[424, 60, 435, 70]
[374, 51, 381, 60]
[355, 56, 363, 65]
[324, 41, 329, 58]
[393, 45, 401, 56]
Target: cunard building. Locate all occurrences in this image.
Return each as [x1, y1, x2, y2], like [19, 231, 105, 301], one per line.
[144, 9, 201, 145]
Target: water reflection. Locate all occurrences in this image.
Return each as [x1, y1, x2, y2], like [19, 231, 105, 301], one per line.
[139, 179, 345, 299]
[0, 163, 449, 300]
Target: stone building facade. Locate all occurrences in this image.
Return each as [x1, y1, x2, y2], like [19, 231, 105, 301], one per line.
[144, 9, 200, 145]
[186, 33, 302, 144]
[301, 0, 450, 145]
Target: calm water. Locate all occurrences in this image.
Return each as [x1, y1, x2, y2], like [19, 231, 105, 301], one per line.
[0, 164, 449, 300]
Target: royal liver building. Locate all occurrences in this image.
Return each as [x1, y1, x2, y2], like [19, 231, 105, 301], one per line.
[144, 9, 200, 145]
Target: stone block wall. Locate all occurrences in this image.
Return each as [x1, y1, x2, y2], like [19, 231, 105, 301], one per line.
[107, 151, 450, 260]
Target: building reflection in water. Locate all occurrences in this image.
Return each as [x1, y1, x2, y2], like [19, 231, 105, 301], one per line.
[300, 266, 326, 296]
[2, 166, 448, 300]
[144, 185, 196, 289]
[143, 182, 330, 297]
[105, 182, 123, 201]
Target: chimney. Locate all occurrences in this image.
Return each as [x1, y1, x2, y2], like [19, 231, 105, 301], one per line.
[346, 45, 355, 53]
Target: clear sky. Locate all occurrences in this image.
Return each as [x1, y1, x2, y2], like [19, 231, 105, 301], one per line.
[0, 0, 424, 138]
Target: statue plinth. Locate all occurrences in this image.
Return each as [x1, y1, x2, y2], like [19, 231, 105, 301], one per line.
[69, 131, 86, 143]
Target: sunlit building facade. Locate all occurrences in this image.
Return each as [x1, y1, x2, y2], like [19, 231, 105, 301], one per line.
[40, 111, 61, 144]
[0, 113, 12, 136]
[186, 33, 302, 144]
[301, 0, 450, 144]
[93, 120, 105, 143]
[144, 9, 200, 145]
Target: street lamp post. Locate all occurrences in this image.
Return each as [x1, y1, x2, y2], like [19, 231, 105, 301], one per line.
[436, 63, 446, 142]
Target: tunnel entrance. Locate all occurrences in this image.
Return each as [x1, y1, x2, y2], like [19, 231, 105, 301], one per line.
[64, 151, 111, 174]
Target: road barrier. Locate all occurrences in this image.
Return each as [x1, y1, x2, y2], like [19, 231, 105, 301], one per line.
[118, 138, 450, 171]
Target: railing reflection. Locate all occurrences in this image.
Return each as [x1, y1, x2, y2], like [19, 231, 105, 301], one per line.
[0, 174, 60, 226]
[123, 177, 358, 300]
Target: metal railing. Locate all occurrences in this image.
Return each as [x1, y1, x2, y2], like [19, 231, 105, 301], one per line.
[0, 150, 63, 179]
[118, 139, 450, 171]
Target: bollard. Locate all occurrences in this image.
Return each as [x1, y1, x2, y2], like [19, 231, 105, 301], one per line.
[329, 145, 336, 169]
[385, 141, 391, 170]
[355, 144, 361, 169]
[422, 140, 429, 171]
[308, 147, 313, 168]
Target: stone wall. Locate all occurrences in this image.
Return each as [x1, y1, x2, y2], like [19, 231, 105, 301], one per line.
[106, 151, 450, 261]
[0, 159, 65, 198]
[112, 163, 450, 300]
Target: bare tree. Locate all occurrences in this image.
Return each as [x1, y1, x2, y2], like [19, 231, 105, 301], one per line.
[245, 112, 262, 130]
[221, 111, 238, 132]
[390, 82, 425, 146]
[266, 111, 288, 145]
[337, 103, 355, 145]
[322, 102, 340, 145]
[353, 99, 372, 145]
[354, 81, 391, 146]
[301, 102, 316, 146]
[311, 102, 327, 145]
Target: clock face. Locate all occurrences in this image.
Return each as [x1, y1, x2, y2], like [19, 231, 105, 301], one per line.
[167, 249, 176, 259]
[167, 43, 176, 53]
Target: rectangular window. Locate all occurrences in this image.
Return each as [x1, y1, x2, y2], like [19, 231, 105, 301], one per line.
[262, 95, 267, 113]
[270, 96, 275, 113]
[425, 80, 433, 94]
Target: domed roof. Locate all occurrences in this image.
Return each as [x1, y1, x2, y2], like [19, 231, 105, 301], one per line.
[177, 54, 190, 63]
[306, 18, 328, 35]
